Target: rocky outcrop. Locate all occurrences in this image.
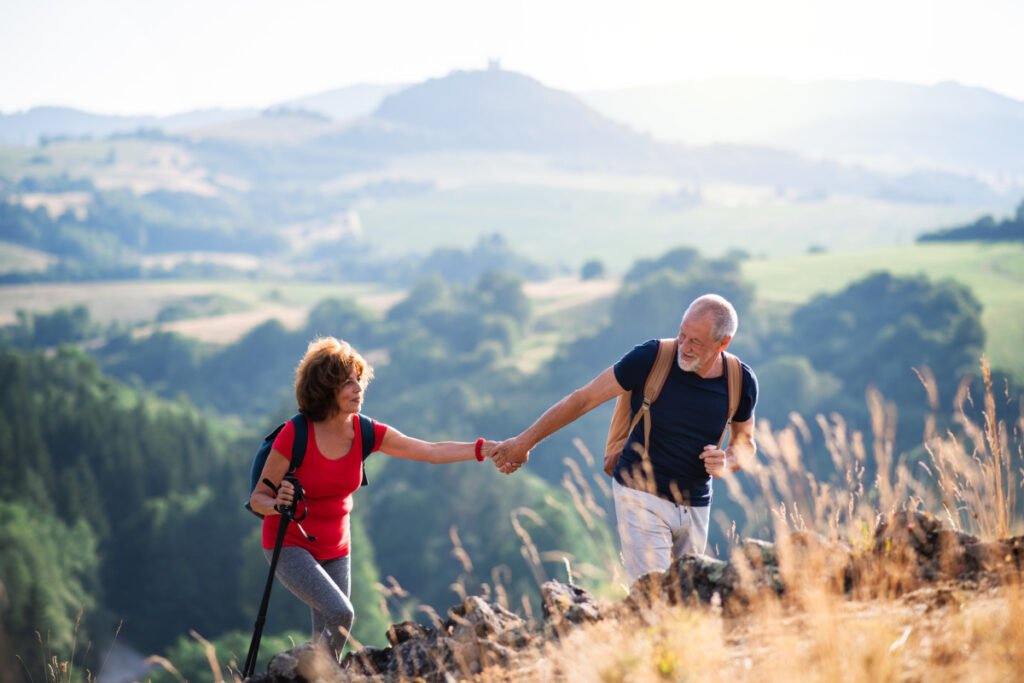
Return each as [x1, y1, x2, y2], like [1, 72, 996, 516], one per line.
[629, 511, 1022, 612]
[248, 592, 547, 683]
[872, 510, 1024, 584]
[247, 512, 1021, 682]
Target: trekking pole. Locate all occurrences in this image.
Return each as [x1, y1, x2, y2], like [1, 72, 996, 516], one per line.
[243, 476, 315, 679]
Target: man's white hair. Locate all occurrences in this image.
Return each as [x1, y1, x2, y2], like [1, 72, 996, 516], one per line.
[684, 294, 738, 341]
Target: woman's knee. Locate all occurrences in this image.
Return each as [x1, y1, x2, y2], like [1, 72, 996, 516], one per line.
[324, 598, 355, 629]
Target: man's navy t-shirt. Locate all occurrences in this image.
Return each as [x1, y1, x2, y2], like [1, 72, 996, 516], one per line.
[612, 339, 758, 507]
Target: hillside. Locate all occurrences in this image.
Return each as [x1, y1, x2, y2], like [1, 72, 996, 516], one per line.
[741, 241, 1024, 379]
[248, 511, 1024, 682]
[235, 366, 1023, 682]
[581, 78, 1024, 174]
[372, 68, 656, 157]
[312, 69, 996, 203]
[0, 106, 259, 145]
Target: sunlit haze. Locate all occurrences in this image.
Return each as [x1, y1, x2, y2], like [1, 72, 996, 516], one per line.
[2, 0, 1023, 115]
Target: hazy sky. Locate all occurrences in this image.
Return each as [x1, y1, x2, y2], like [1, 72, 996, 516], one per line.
[3, 0, 1022, 115]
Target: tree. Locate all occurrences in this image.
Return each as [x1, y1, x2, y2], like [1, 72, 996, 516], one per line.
[580, 259, 605, 280]
[0, 504, 99, 660]
[788, 272, 984, 406]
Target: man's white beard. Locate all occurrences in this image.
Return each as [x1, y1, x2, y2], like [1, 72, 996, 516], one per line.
[677, 347, 700, 372]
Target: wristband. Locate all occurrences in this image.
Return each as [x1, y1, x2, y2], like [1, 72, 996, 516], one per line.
[474, 438, 485, 462]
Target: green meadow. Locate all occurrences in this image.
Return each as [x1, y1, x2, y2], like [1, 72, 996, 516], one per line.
[357, 182, 1001, 269]
[743, 241, 1024, 379]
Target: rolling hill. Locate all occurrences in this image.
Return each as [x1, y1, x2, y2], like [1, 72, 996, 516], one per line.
[581, 78, 1024, 175]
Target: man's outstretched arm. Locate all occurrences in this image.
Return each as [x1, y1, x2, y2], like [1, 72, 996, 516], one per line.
[491, 367, 625, 473]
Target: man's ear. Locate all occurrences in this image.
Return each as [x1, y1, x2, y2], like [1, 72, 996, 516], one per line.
[718, 335, 733, 352]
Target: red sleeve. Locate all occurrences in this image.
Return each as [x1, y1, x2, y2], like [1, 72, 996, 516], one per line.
[372, 422, 388, 452]
[271, 420, 296, 462]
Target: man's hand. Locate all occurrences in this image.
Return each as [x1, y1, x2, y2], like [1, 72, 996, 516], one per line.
[699, 444, 728, 479]
[490, 436, 530, 474]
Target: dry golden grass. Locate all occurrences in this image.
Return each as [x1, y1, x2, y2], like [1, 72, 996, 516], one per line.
[480, 357, 1024, 683]
[519, 583, 1023, 683]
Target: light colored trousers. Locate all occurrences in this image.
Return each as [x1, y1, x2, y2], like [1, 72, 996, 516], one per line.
[612, 479, 711, 585]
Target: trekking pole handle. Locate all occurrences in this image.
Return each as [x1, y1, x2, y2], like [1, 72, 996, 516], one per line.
[263, 477, 298, 514]
[263, 476, 316, 541]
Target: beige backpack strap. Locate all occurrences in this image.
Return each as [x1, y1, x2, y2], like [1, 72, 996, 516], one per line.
[632, 338, 676, 456]
[717, 352, 743, 448]
[603, 339, 675, 476]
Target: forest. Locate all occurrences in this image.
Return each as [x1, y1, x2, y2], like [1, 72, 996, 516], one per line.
[1, 242, 1015, 682]
[918, 197, 1024, 242]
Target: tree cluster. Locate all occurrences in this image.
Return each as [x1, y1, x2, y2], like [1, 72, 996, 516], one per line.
[918, 197, 1024, 242]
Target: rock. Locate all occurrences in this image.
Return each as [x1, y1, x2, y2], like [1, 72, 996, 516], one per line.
[862, 510, 1024, 594]
[541, 580, 603, 633]
[251, 642, 342, 682]
[736, 538, 785, 596]
[388, 637, 446, 679]
[662, 553, 740, 607]
[447, 595, 532, 649]
[340, 645, 391, 677]
[623, 571, 666, 612]
[386, 620, 438, 646]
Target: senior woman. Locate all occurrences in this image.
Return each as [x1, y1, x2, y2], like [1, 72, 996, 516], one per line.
[249, 336, 495, 661]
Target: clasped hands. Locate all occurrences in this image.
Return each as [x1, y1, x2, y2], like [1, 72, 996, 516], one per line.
[485, 436, 531, 475]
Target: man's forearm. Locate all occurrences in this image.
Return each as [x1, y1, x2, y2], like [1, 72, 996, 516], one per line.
[726, 437, 756, 471]
[502, 367, 623, 465]
[519, 390, 589, 450]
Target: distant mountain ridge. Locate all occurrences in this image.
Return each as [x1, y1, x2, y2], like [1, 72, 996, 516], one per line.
[580, 78, 1024, 173]
[308, 69, 999, 203]
[369, 68, 654, 156]
[0, 106, 260, 145]
[0, 70, 1007, 204]
[0, 82, 405, 145]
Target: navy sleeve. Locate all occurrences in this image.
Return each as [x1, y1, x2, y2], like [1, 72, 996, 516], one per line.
[612, 339, 659, 393]
[733, 363, 758, 422]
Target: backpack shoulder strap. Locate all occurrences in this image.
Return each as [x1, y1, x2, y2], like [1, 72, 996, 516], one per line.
[625, 338, 677, 456]
[289, 413, 308, 472]
[358, 414, 376, 460]
[717, 353, 743, 448]
[603, 339, 677, 477]
[357, 414, 376, 487]
[643, 338, 676, 405]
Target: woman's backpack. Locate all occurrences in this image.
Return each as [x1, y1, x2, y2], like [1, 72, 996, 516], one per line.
[244, 413, 377, 518]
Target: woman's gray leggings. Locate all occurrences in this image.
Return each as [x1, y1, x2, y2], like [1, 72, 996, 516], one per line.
[264, 547, 354, 660]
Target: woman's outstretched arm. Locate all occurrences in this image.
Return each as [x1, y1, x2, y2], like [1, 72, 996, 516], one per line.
[380, 428, 495, 465]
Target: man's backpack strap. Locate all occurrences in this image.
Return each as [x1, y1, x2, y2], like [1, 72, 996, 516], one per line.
[357, 414, 376, 487]
[603, 338, 676, 476]
[716, 352, 743, 449]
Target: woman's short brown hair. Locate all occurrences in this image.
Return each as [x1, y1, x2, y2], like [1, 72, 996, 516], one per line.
[294, 337, 374, 421]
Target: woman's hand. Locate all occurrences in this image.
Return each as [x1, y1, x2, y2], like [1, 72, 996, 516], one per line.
[491, 436, 530, 474]
[274, 478, 296, 511]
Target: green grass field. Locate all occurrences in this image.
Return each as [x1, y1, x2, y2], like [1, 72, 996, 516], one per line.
[742, 241, 1024, 379]
[358, 182, 1006, 270]
[0, 279, 403, 343]
[0, 241, 54, 273]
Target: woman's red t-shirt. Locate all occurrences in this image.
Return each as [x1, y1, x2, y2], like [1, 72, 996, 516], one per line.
[261, 415, 387, 560]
